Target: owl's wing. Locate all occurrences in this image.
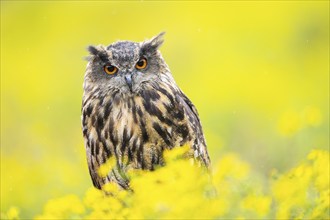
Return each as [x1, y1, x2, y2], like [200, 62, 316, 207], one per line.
[176, 90, 211, 167]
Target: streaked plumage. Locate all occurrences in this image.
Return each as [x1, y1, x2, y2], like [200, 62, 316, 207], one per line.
[82, 33, 210, 190]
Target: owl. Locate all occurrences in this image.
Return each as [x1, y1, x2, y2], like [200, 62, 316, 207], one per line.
[82, 33, 210, 190]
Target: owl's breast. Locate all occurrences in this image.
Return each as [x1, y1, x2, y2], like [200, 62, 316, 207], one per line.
[82, 86, 194, 171]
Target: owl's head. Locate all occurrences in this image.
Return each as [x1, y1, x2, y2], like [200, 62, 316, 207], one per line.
[84, 32, 171, 95]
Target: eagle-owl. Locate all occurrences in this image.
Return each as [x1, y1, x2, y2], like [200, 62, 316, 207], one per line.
[82, 33, 210, 190]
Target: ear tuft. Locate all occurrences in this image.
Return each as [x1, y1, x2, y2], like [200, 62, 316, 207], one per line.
[87, 45, 99, 56]
[149, 32, 165, 49]
[86, 45, 108, 62]
[141, 32, 166, 54]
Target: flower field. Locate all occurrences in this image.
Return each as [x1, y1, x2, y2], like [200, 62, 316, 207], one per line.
[1, 1, 329, 219]
[3, 148, 329, 219]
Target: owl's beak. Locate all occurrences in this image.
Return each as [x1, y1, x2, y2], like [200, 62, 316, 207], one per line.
[125, 75, 133, 92]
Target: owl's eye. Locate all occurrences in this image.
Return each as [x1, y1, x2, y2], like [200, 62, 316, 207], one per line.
[135, 58, 147, 69]
[104, 65, 118, 75]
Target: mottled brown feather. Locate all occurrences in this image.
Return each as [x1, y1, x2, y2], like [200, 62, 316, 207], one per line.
[82, 33, 210, 190]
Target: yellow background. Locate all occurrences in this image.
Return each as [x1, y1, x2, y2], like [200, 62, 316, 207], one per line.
[1, 1, 329, 218]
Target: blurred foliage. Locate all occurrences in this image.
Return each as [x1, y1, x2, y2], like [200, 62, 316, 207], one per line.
[1, 1, 329, 219]
[3, 147, 329, 219]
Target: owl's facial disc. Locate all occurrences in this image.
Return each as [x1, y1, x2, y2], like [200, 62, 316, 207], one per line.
[86, 32, 166, 94]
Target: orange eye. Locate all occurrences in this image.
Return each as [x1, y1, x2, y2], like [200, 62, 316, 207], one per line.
[135, 58, 147, 69]
[104, 65, 118, 75]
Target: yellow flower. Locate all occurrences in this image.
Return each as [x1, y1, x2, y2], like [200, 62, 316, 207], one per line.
[272, 149, 330, 219]
[307, 150, 330, 190]
[97, 157, 116, 178]
[32, 149, 330, 219]
[278, 110, 301, 136]
[35, 194, 85, 219]
[6, 207, 20, 220]
[83, 187, 104, 209]
[241, 195, 272, 217]
[277, 107, 323, 137]
[213, 153, 250, 181]
[302, 106, 322, 127]
[163, 144, 191, 162]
